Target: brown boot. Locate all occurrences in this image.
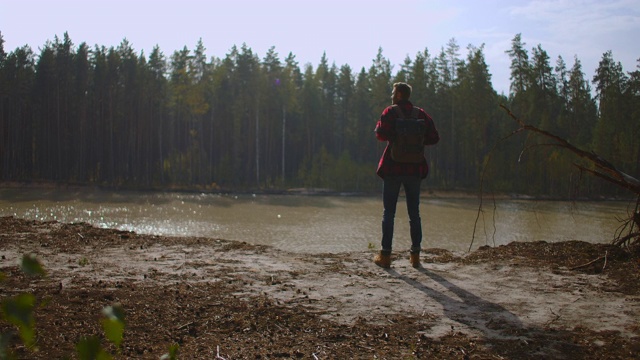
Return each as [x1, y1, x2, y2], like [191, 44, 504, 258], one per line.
[373, 252, 391, 268]
[409, 252, 421, 268]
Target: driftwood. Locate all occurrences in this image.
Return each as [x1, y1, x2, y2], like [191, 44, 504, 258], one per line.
[470, 105, 640, 251]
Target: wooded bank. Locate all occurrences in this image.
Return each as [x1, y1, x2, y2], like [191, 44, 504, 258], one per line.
[1, 33, 638, 198]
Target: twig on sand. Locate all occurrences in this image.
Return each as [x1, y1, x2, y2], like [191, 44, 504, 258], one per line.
[546, 309, 561, 326]
[176, 321, 195, 330]
[216, 345, 227, 360]
[356, 344, 375, 352]
[569, 252, 608, 271]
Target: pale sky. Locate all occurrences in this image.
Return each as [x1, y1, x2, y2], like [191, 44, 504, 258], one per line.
[2, 0, 639, 95]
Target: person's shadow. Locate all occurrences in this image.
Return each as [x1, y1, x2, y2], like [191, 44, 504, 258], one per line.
[385, 266, 592, 358]
[387, 266, 525, 340]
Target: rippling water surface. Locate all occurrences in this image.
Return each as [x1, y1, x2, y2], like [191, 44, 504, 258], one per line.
[0, 188, 632, 253]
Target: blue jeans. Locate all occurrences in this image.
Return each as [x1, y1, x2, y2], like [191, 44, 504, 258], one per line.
[381, 175, 422, 254]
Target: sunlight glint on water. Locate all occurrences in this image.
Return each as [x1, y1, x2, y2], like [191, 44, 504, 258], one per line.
[0, 188, 631, 253]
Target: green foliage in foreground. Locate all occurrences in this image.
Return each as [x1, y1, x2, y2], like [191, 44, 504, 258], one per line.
[0, 254, 179, 360]
[1, 293, 36, 351]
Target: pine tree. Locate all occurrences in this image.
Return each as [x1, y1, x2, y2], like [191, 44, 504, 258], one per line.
[506, 34, 531, 99]
[592, 51, 629, 169]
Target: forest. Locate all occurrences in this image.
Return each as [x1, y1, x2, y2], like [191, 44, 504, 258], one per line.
[0, 32, 638, 197]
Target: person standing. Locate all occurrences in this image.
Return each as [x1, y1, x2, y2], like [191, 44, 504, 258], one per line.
[373, 82, 439, 268]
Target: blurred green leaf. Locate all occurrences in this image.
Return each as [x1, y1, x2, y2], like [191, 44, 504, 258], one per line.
[19, 254, 45, 277]
[101, 319, 125, 349]
[160, 343, 179, 360]
[76, 337, 112, 360]
[101, 305, 125, 348]
[1, 294, 36, 348]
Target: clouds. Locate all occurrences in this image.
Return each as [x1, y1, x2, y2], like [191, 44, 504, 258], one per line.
[446, 0, 639, 93]
[509, 0, 639, 42]
[506, 0, 639, 65]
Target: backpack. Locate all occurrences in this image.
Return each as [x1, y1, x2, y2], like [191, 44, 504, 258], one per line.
[390, 105, 426, 163]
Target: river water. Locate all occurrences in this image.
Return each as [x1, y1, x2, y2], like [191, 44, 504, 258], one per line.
[0, 188, 632, 253]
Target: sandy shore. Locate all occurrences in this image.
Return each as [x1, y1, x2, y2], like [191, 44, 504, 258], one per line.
[1, 216, 639, 359]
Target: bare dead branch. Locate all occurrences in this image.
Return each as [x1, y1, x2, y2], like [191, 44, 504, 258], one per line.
[469, 126, 520, 251]
[574, 164, 640, 193]
[499, 104, 640, 195]
[612, 232, 640, 247]
[569, 255, 607, 270]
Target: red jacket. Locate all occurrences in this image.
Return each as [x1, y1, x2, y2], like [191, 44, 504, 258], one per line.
[375, 100, 439, 179]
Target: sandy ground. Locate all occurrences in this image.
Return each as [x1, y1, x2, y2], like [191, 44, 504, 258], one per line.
[129, 241, 639, 340]
[1, 216, 639, 359]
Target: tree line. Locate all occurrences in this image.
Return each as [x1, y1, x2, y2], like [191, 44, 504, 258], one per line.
[0, 32, 638, 197]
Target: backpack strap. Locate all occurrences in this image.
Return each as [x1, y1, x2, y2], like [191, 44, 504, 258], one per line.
[410, 107, 419, 119]
[391, 105, 405, 118]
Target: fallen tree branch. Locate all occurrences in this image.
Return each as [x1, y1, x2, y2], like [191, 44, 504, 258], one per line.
[497, 104, 640, 249]
[613, 232, 640, 247]
[574, 164, 640, 194]
[471, 105, 640, 251]
[499, 104, 640, 195]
